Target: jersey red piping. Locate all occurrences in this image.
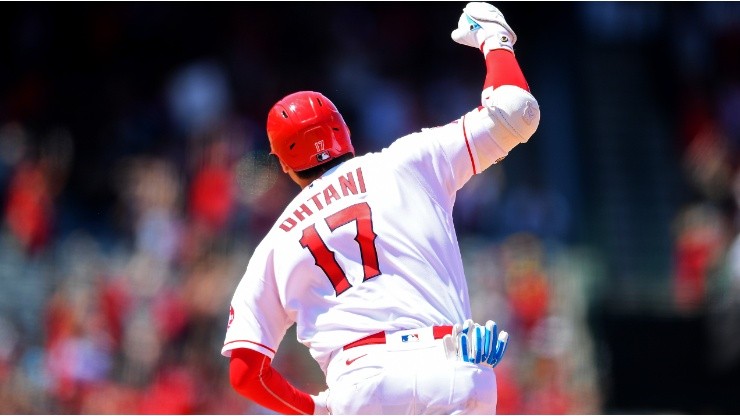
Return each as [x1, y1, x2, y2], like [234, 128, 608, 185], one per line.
[224, 339, 276, 354]
[462, 114, 478, 174]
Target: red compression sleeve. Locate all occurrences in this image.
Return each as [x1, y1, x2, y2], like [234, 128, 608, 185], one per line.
[483, 49, 530, 92]
[230, 348, 315, 415]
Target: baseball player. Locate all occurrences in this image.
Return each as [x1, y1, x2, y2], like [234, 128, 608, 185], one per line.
[222, 2, 540, 414]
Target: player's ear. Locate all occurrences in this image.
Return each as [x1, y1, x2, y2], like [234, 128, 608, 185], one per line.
[277, 157, 290, 174]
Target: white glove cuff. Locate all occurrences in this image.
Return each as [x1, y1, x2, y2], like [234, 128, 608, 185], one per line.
[482, 30, 515, 54]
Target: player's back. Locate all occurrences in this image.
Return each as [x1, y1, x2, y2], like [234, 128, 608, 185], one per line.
[268, 122, 474, 370]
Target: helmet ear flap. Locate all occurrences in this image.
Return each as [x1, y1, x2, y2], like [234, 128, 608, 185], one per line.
[266, 91, 354, 172]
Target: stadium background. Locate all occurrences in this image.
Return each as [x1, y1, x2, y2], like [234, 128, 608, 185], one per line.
[1, 2, 739, 414]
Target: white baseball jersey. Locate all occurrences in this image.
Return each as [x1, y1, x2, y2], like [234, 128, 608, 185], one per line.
[223, 105, 510, 373]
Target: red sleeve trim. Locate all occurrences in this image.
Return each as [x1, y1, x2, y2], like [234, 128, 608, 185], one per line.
[255, 354, 312, 414]
[230, 349, 314, 415]
[462, 114, 478, 175]
[224, 339, 276, 354]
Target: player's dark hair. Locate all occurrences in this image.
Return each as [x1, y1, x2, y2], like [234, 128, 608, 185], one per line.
[294, 153, 355, 180]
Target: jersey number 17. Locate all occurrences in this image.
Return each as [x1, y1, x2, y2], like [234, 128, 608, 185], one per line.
[299, 202, 381, 296]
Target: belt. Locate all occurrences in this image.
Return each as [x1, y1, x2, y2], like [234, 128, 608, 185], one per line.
[343, 325, 454, 350]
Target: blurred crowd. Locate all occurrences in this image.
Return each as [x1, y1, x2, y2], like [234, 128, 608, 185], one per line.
[0, 2, 739, 414]
[669, 2, 740, 380]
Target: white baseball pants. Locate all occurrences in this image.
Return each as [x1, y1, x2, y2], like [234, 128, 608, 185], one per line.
[324, 330, 497, 414]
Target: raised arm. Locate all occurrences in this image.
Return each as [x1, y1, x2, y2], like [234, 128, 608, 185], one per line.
[453, 2, 541, 171]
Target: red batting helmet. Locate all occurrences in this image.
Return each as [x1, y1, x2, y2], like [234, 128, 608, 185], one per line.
[266, 91, 354, 172]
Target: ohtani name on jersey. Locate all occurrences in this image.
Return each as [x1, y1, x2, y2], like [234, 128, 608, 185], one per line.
[279, 167, 367, 232]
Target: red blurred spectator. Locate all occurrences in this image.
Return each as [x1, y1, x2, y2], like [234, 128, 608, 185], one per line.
[495, 363, 524, 415]
[138, 365, 197, 414]
[508, 269, 550, 333]
[4, 160, 53, 253]
[672, 204, 728, 311]
[44, 290, 76, 351]
[79, 381, 141, 414]
[522, 357, 572, 414]
[97, 276, 132, 349]
[188, 139, 236, 234]
[152, 287, 190, 343]
[501, 234, 551, 333]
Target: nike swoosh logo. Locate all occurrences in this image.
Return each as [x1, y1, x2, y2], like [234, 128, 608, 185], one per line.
[345, 354, 368, 366]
